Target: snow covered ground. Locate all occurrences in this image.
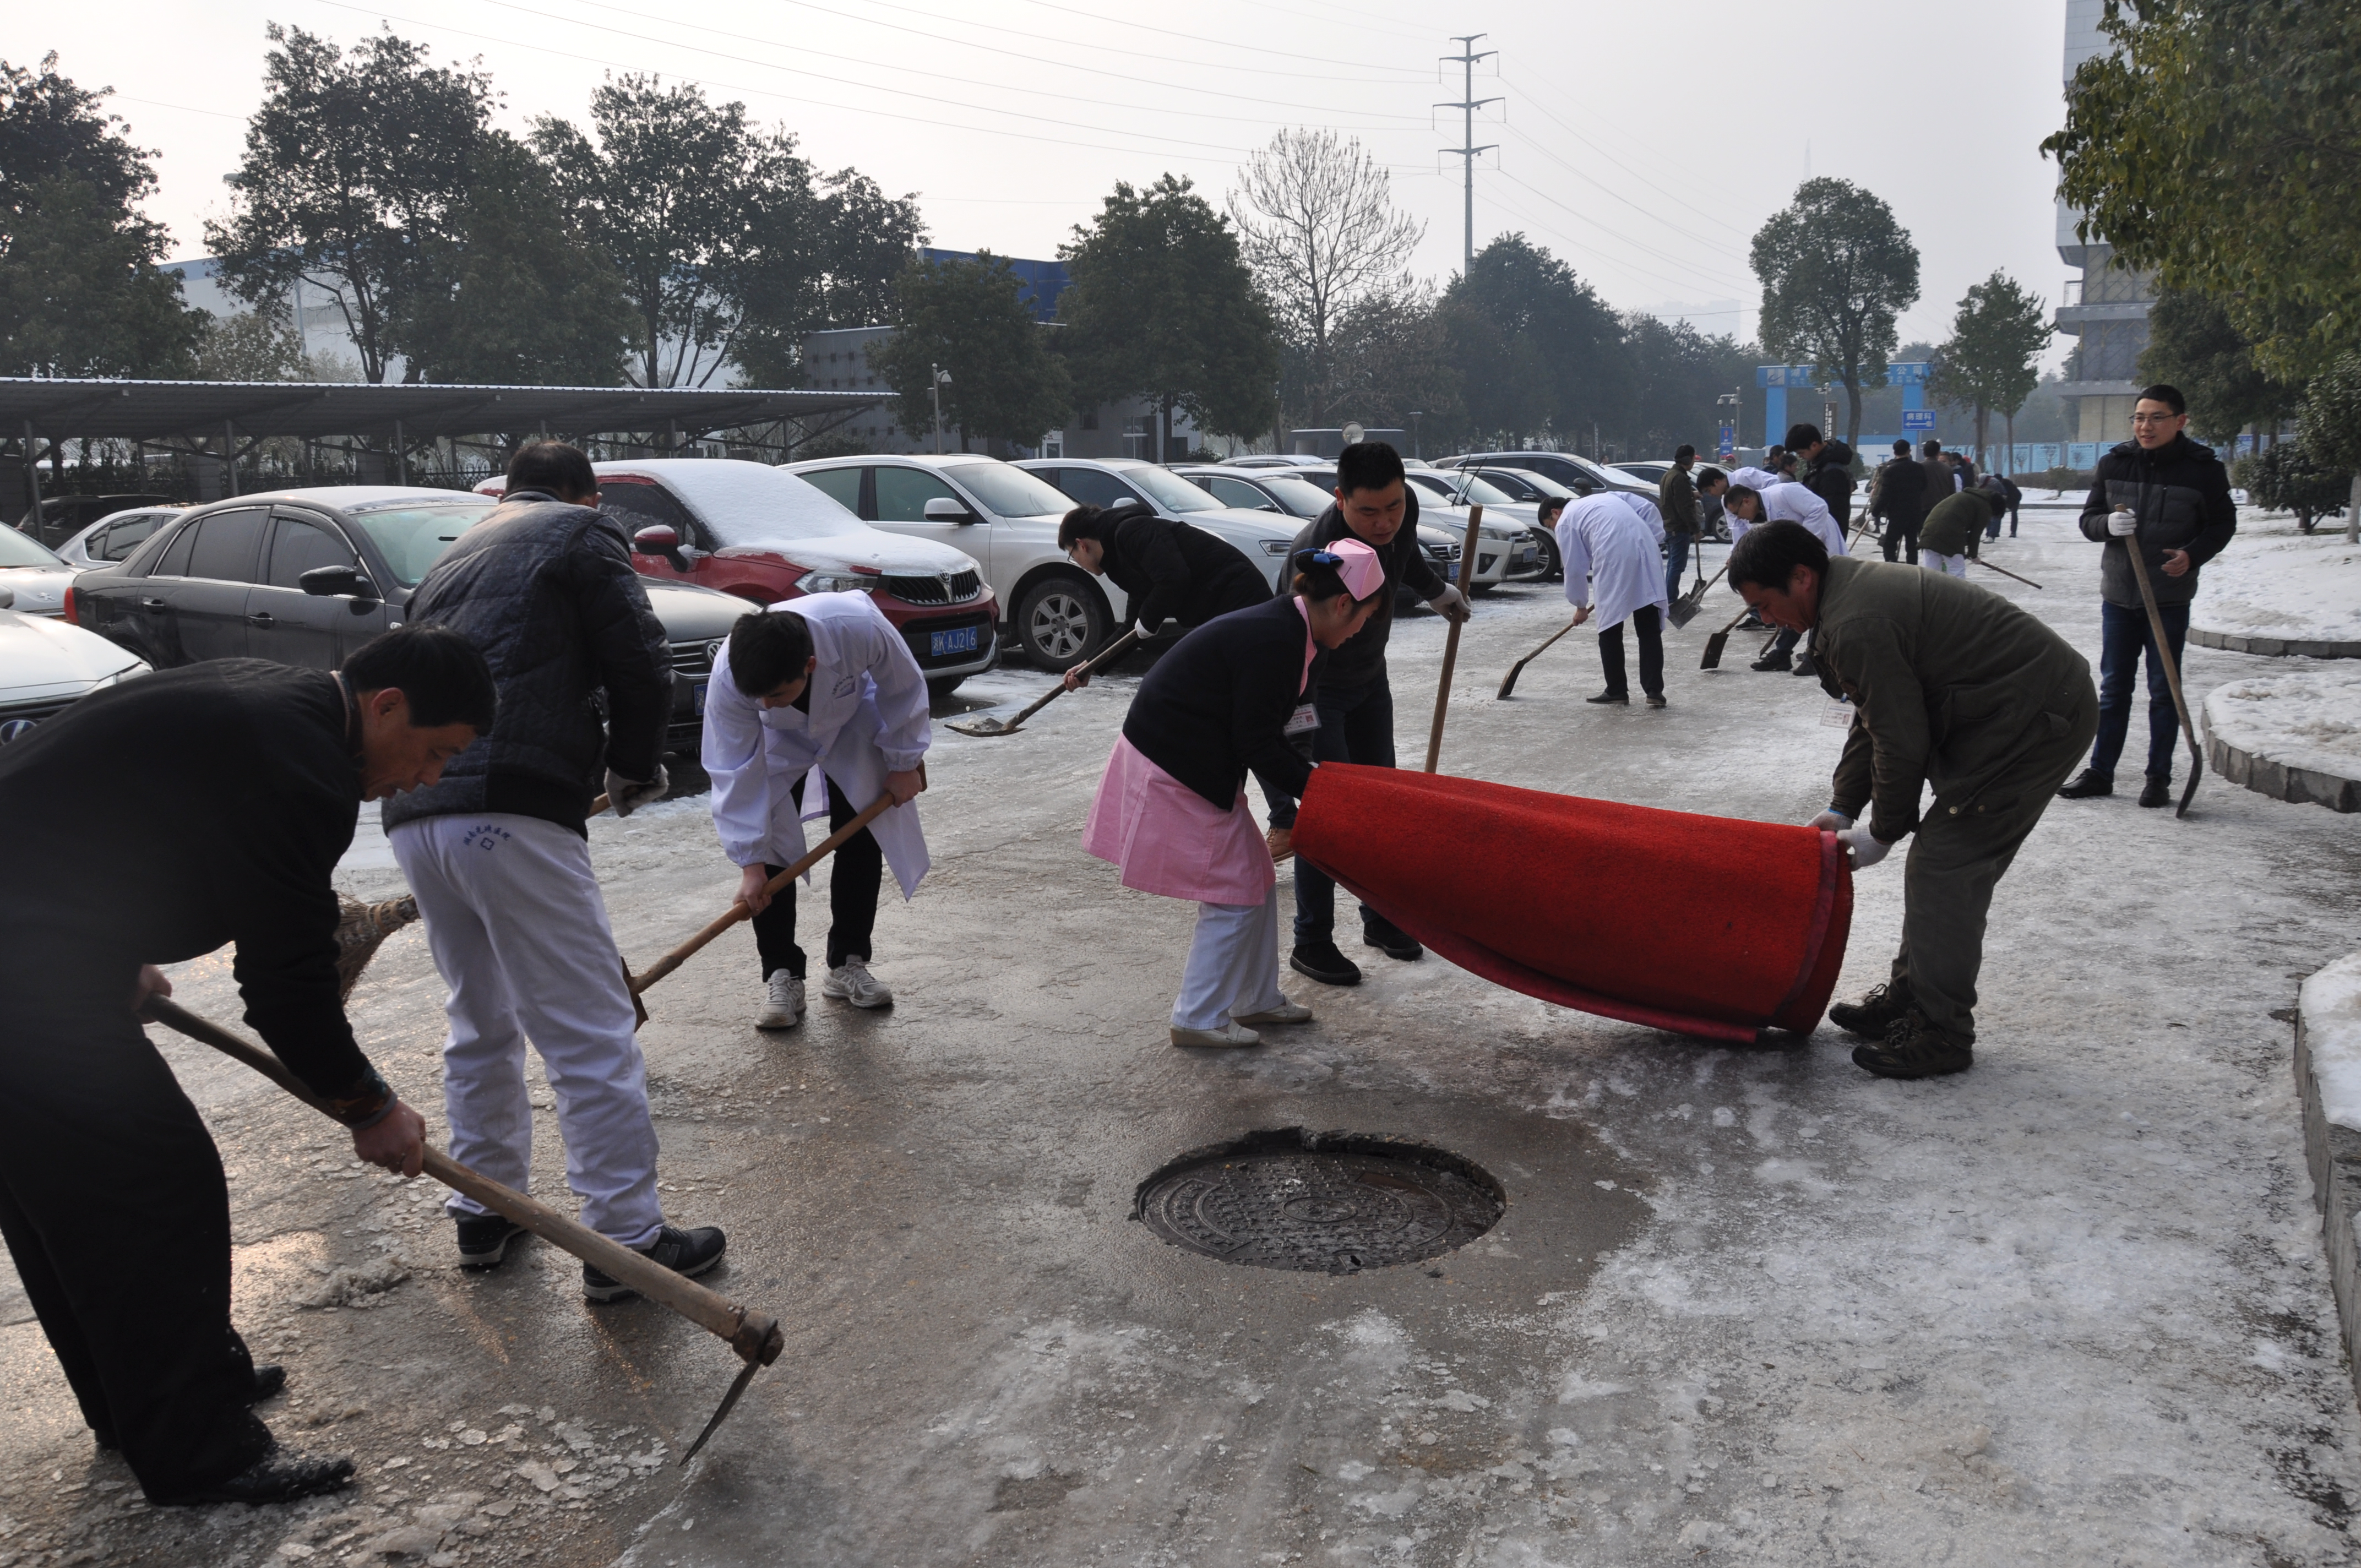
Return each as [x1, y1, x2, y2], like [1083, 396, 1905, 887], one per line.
[2194, 515, 2361, 653]
[2303, 955, 2361, 1134]
[2207, 665, 2361, 805]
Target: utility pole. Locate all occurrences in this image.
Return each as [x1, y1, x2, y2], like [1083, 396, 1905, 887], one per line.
[1438, 35, 1498, 271]
[930, 365, 951, 454]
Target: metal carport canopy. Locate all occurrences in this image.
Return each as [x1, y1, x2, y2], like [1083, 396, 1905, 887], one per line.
[0, 378, 883, 441]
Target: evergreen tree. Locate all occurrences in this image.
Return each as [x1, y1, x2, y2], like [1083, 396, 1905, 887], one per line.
[1929, 270, 2050, 463]
[2138, 287, 2301, 447]
[870, 252, 1069, 452]
[1750, 179, 1921, 449]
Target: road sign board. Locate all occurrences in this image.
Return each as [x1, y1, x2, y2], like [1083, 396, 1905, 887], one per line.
[1902, 409, 1936, 431]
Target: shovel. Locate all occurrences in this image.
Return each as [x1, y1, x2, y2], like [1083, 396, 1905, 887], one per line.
[1666, 561, 1729, 630]
[2119, 516, 2204, 818]
[1972, 557, 2044, 590]
[140, 995, 783, 1462]
[1496, 612, 1583, 700]
[944, 628, 1143, 738]
[1699, 606, 1755, 669]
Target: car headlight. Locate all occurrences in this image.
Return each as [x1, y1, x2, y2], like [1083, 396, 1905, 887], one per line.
[93, 662, 150, 687]
[1258, 538, 1291, 556]
[798, 572, 875, 594]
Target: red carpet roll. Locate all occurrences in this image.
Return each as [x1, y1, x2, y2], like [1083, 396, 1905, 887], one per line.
[1293, 765, 1851, 1043]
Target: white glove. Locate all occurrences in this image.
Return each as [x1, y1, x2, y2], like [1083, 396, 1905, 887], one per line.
[605, 764, 668, 818]
[1807, 809, 1852, 833]
[2107, 507, 2138, 537]
[1429, 584, 1471, 624]
[1836, 826, 1891, 868]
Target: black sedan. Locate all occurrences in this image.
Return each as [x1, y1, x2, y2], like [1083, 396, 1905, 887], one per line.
[68, 486, 751, 756]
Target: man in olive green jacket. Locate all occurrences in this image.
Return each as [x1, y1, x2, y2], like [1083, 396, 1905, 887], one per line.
[1729, 520, 2097, 1079]
[1658, 445, 1701, 603]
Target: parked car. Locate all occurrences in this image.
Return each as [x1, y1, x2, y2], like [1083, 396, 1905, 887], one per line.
[781, 453, 1114, 671]
[14, 493, 176, 550]
[68, 486, 750, 757]
[1014, 458, 1296, 592]
[1172, 466, 1466, 607]
[1442, 466, 1579, 578]
[0, 525, 85, 617]
[1436, 451, 1657, 500]
[1403, 471, 1550, 582]
[1220, 454, 1329, 470]
[476, 460, 997, 697]
[1607, 460, 1676, 487]
[0, 598, 149, 744]
[1288, 466, 1519, 593]
[55, 505, 186, 569]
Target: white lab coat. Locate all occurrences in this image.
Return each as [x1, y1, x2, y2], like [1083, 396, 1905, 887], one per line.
[702, 592, 932, 899]
[1555, 493, 1667, 629]
[1724, 470, 1848, 558]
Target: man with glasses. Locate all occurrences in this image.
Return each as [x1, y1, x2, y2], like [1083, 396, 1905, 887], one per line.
[2057, 384, 2237, 808]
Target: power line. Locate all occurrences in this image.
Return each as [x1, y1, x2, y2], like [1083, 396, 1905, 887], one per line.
[1004, 0, 1434, 79]
[1439, 35, 1498, 271]
[1497, 68, 1744, 228]
[1493, 115, 1741, 254]
[1494, 168, 1753, 295]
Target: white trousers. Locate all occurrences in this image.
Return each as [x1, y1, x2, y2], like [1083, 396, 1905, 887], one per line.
[1922, 551, 1968, 579]
[388, 814, 665, 1247]
[1171, 883, 1287, 1030]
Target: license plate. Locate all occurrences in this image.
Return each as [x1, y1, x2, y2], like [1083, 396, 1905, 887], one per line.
[929, 625, 981, 657]
[1516, 546, 1538, 562]
[693, 680, 708, 715]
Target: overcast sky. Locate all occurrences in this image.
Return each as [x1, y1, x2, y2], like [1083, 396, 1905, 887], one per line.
[40, 0, 2075, 364]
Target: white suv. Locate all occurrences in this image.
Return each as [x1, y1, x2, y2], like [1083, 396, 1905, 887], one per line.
[782, 453, 1115, 670]
[1014, 458, 1296, 592]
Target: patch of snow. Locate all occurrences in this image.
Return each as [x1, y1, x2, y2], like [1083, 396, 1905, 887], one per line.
[2194, 530, 2361, 645]
[2203, 665, 2361, 784]
[2302, 952, 2361, 1132]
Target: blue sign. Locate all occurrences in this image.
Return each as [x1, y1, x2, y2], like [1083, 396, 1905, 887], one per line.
[1901, 409, 1936, 432]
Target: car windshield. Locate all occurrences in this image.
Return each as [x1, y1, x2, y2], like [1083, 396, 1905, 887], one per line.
[944, 462, 1074, 519]
[1417, 471, 1520, 507]
[1484, 467, 1575, 499]
[1123, 466, 1222, 513]
[0, 527, 64, 568]
[345, 498, 498, 587]
[1258, 475, 1335, 518]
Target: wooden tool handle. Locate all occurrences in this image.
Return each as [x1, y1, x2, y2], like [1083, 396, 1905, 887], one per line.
[142, 997, 781, 1365]
[629, 791, 899, 995]
[2120, 527, 2204, 774]
[1009, 626, 1143, 725]
[1424, 504, 1482, 774]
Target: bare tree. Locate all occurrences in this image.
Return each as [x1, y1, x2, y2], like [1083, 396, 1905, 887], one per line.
[1227, 129, 1423, 420]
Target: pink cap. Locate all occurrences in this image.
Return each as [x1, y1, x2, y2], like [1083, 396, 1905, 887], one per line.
[1321, 536, 1385, 601]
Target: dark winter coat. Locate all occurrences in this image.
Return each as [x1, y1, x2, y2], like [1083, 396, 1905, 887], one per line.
[1658, 465, 1700, 535]
[1287, 492, 1445, 693]
[1120, 595, 1322, 811]
[1804, 442, 1856, 525]
[2077, 434, 2238, 609]
[0, 661, 381, 1102]
[382, 489, 672, 838]
[1919, 455, 1959, 510]
[1871, 456, 1927, 525]
[1918, 489, 1995, 558]
[1087, 504, 1272, 634]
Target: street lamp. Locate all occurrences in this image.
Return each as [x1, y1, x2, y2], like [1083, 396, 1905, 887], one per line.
[930, 366, 952, 454]
[1407, 411, 1426, 460]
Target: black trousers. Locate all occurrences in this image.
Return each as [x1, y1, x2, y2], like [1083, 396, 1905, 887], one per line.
[1264, 674, 1396, 943]
[1597, 607, 1663, 698]
[1880, 515, 1921, 564]
[751, 774, 883, 978]
[0, 962, 273, 1500]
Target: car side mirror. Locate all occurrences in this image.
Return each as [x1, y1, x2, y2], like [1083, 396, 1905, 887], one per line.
[632, 525, 679, 551]
[0, 585, 14, 610]
[300, 564, 376, 600]
[923, 497, 977, 524]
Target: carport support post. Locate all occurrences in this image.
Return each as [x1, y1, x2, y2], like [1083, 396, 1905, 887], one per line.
[22, 421, 42, 528]
[223, 420, 238, 498]
[394, 420, 408, 486]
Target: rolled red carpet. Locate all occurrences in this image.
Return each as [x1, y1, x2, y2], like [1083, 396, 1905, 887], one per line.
[1293, 765, 1851, 1043]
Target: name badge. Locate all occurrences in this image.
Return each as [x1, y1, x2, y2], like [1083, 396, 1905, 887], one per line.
[1285, 703, 1319, 737]
[1820, 700, 1855, 729]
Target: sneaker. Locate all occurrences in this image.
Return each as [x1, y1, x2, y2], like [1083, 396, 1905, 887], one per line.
[822, 959, 893, 1009]
[1290, 940, 1362, 987]
[2056, 768, 2113, 799]
[1586, 689, 1630, 704]
[1750, 650, 1792, 673]
[1851, 1010, 1974, 1080]
[1827, 980, 1912, 1041]
[2139, 774, 2172, 808]
[1171, 1022, 1261, 1048]
[154, 1444, 356, 1507]
[757, 971, 806, 1029]
[454, 1213, 529, 1270]
[583, 1224, 728, 1304]
[1362, 917, 1424, 962]
[1234, 1000, 1313, 1026]
[1645, 693, 1667, 709]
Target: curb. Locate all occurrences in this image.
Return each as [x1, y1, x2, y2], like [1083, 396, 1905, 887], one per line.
[2295, 1010, 2361, 1409]
[2207, 730, 2361, 813]
[2190, 628, 2361, 660]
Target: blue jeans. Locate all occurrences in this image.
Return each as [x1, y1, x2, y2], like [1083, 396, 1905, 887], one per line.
[1664, 532, 1692, 604]
[2089, 598, 2190, 781]
[1270, 676, 1396, 943]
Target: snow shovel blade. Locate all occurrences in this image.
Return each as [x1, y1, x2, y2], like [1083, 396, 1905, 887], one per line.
[2176, 770, 2201, 819]
[682, 1355, 766, 1465]
[1699, 629, 1729, 669]
[1666, 593, 1702, 629]
[943, 710, 1022, 737]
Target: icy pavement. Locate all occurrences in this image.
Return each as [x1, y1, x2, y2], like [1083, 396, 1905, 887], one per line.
[3, 513, 2360, 1565]
[2195, 515, 2361, 653]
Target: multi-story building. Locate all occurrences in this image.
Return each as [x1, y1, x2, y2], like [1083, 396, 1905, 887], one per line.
[2052, 0, 2156, 445]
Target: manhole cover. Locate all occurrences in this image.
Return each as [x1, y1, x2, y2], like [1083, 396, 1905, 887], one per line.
[1134, 1128, 1505, 1275]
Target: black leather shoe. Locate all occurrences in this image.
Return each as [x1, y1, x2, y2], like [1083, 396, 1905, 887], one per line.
[455, 1213, 529, 1270]
[1791, 655, 1818, 678]
[2139, 774, 2172, 808]
[1645, 693, 1667, 708]
[1750, 650, 1792, 672]
[1290, 940, 1362, 987]
[2057, 769, 2113, 799]
[155, 1444, 355, 1506]
[1362, 917, 1424, 962]
[584, 1224, 728, 1304]
[248, 1364, 286, 1403]
[1586, 689, 1629, 704]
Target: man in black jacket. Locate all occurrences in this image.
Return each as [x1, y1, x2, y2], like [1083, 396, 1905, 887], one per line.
[1871, 439, 1929, 563]
[1787, 423, 1856, 529]
[1267, 441, 1470, 986]
[2058, 384, 2239, 807]
[1057, 500, 1271, 690]
[384, 442, 725, 1303]
[0, 627, 491, 1505]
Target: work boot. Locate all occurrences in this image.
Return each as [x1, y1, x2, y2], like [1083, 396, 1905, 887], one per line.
[1586, 689, 1629, 704]
[2139, 774, 2172, 808]
[1750, 649, 1792, 673]
[1234, 1000, 1313, 1026]
[756, 971, 806, 1029]
[583, 1224, 728, 1305]
[454, 1213, 529, 1270]
[1362, 915, 1424, 962]
[1290, 939, 1362, 987]
[1827, 980, 1912, 1040]
[2056, 769, 2113, 799]
[154, 1444, 356, 1507]
[1851, 1010, 1974, 1080]
[1791, 654, 1818, 678]
[1171, 1022, 1261, 1048]
[1645, 693, 1667, 708]
[822, 958, 893, 1009]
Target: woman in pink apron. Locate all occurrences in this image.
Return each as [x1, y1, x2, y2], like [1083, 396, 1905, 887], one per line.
[1084, 541, 1388, 1047]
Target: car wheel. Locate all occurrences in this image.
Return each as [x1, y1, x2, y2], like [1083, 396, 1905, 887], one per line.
[1016, 576, 1105, 671]
[927, 674, 965, 699]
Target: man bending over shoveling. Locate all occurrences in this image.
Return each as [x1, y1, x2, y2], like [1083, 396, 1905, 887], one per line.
[0, 625, 487, 1505]
[703, 595, 931, 1032]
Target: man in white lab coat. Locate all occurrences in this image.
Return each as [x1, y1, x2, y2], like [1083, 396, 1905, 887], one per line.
[1555, 491, 1672, 707]
[1724, 473, 1849, 676]
[703, 595, 931, 1028]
